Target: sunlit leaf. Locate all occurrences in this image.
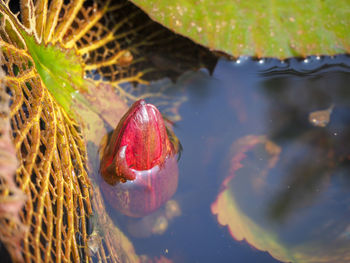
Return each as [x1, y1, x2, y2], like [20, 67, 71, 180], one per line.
[23, 35, 87, 113]
[131, 0, 350, 58]
[1, 40, 94, 262]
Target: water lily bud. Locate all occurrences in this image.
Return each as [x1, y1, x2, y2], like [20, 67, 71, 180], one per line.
[100, 99, 175, 184]
[99, 100, 179, 217]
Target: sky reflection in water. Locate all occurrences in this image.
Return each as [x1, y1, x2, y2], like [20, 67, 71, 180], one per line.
[115, 55, 350, 263]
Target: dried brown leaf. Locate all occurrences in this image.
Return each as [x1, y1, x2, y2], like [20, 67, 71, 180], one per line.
[0, 61, 26, 263]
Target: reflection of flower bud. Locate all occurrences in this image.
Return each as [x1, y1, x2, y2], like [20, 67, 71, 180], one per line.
[99, 100, 179, 217]
[100, 99, 175, 184]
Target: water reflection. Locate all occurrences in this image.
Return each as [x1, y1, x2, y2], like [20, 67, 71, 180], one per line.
[211, 56, 350, 263]
[126, 200, 181, 238]
[104, 55, 350, 263]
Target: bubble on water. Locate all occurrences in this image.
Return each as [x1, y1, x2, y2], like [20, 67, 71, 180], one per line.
[258, 54, 350, 76]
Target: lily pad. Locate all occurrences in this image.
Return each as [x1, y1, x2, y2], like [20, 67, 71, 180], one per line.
[131, 0, 350, 58]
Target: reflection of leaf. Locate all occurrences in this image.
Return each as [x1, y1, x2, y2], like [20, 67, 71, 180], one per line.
[212, 133, 350, 263]
[211, 135, 289, 263]
[131, 0, 350, 58]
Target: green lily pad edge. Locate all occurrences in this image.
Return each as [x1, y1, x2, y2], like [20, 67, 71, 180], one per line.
[131, 0, 350, 59]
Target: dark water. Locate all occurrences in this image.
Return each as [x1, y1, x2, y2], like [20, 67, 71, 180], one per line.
[107, 55, 350, 263]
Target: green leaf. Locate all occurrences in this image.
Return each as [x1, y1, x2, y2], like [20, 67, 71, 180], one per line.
[130, 0, 350, 58]
[22, 33, 87, 114]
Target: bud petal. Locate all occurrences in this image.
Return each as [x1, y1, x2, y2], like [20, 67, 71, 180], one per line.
[100, 99, 174, 184]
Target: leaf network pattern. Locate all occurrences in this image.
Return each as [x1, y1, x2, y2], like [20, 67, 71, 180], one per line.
[0, 0, 161, 262]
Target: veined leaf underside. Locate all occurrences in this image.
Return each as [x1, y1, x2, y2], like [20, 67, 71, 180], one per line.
[0, 0, 145, 262]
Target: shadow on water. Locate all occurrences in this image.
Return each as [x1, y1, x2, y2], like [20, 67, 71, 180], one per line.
[261, 67, 350, 224]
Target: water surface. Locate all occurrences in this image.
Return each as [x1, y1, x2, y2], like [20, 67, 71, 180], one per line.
[106, 55, 350, 263]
